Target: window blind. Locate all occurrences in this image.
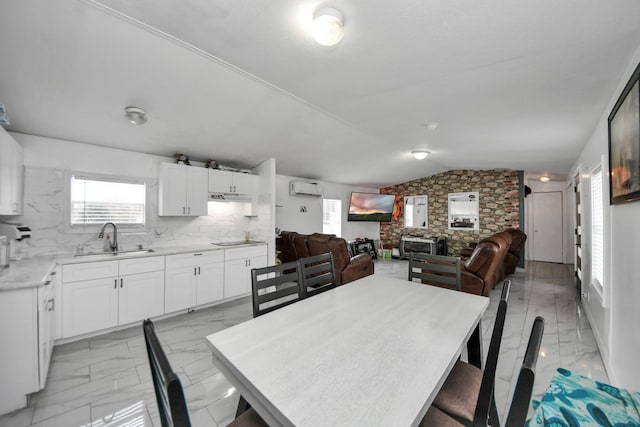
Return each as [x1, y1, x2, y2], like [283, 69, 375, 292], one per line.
[323, 199, 342, 236]
[70, 176, 145, 226]
[591, 167, 603, 287]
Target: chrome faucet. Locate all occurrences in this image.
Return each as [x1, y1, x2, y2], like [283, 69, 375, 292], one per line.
[98, 222, 118, 252]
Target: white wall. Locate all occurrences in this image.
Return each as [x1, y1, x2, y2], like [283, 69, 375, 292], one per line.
[7, 133, 272, 256]
[570, 44, 640, 388]
[275, 174, 380, 240]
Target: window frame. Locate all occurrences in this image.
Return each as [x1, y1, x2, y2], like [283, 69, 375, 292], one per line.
[322, 197, 342, 237]
[65, 171, 149, 234]
[589, 156, 609, 308]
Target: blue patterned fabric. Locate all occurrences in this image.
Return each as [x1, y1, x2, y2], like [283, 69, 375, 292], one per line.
[527, 368, 640, 426]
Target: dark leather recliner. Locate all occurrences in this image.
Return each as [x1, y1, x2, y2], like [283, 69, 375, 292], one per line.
[461, 238, 509, 296]
[504, 228, 527, 274]
[459, 228, 526, 278]
[278, 231, 374, 285]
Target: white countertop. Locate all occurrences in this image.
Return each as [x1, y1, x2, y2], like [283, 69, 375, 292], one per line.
[0, 241, 267, 292]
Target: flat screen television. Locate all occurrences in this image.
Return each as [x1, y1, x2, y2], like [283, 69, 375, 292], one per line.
[348, 192, 396, 222]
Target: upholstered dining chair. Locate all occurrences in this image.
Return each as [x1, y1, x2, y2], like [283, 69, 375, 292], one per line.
[143, 319, 267, 427]
[431, 280, 511, 426]
[298, 252, 337, 297]
[408, 252, 462, 291]
[251, 261, 304, 318]
[421, 315, 545, 427]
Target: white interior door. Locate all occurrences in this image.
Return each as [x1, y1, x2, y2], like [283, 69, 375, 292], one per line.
[531, 191, 564, 263]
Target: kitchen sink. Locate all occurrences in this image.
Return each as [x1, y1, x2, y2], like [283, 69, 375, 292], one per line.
[211, 240, 264, 246]
[74, 249, 155, 258]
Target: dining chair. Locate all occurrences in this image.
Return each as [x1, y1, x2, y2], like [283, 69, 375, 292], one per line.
[408, 252, 462, 291]
[431, 280, 511, 426]
[251, 260, 304, 317]
[144, 319, 267, 427]
[421, 315, 545, 427]
[143, 318, 192, 427]
[298, 252, 337, 297]
[504, 316, 544, 426]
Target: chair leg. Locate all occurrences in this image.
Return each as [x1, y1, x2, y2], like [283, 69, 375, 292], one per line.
[467, 323, 483, 369]
[488, 391, 501, 427]
[236, 395, 251, 417]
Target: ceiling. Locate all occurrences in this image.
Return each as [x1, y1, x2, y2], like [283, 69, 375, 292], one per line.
[1, 0, 639, 188]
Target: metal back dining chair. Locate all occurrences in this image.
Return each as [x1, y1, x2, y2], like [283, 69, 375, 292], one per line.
[431, 280, 511, 427]
[299, 252, 337, 297]
[504, 316, 545, 427]
[408, 252, 462, 291]
[143, 318, 192, 427]
[251, 261, 304, 317]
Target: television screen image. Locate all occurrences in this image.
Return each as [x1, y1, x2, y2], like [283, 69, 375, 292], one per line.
[348, 192, 396, 222]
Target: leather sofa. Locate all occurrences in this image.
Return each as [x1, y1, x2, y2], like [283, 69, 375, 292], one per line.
[416, 237, 509, 296]
[504, 228, 527, 274]
[459, 228, 526, 278]
[279, 231, 374, 285]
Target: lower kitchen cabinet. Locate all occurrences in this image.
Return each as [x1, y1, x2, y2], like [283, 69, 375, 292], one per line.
[61, 257, 165, 338]
[62, 276, 119, 337]
[165, 250, 224, 313]
[118, 270, 165, 325]
[0, 266, 57, 415]
[224, 245, 268, 298]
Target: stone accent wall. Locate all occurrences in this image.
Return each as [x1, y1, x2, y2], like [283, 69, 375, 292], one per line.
[380, 169, 520, 255]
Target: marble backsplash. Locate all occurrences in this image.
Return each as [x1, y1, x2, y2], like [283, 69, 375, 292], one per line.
[6, 166, 266, 257]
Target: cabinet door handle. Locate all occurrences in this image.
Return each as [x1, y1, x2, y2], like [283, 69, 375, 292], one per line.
[198, 266, 201, 275]
[194, 253, 203, 256]
[194, 267, 197, 276]
[48, 298, 54, 312]
[120, 278, 123, 288]
[114, 279, 117, 289]
[188, 206, 191, 214]
[183, 207, 186, 214]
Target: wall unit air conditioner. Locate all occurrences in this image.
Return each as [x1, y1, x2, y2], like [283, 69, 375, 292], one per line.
[289, 181, 323, 197]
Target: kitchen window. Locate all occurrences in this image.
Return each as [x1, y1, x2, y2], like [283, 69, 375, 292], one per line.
[69, 174, 146, 229]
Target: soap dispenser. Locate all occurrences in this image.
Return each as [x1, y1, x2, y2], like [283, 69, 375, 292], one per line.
[245, 231, 251, 243]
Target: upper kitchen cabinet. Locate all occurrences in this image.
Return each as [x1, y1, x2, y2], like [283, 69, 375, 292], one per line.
[209, 169, 258, 196]
[158, 163, 208, 216]
[0, 128, 24, 215]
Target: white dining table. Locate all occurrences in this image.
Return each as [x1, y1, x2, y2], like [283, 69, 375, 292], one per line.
[205, 274, 489, 427]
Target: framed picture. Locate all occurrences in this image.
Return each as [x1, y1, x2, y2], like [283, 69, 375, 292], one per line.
[608, 61, 640, 205]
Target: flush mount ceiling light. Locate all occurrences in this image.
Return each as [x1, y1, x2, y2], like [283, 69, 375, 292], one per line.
[539, 175, 551, 183]
[412, 150, 430, 160]
[125, 106, 147, 125]
[313, 8, 344, 46]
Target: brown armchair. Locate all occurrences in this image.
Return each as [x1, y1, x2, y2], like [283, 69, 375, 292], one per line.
[278, 231, 374, 285]
[461, 238, 509, 296]
[504, 228, 527, 274]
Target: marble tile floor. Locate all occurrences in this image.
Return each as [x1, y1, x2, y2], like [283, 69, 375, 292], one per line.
[0, 260, 607, 427]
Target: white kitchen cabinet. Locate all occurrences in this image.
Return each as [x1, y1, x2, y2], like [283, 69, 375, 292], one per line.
[61, 257, 165, 338]
[223, 245, 267, 298]
[158, 163, 208, 216]
[118, 270, 165, 325]
[62, 276, 119, 337]
[0, 287, 38, 415]
[165, 250, 224, 312]
[208, 169, 258, 195]
[37, 275, 57, 390]
[0, 128, 24, 215]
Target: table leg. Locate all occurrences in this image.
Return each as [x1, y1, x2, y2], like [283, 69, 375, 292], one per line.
[467, 321, 483, 369]
[236, 395, 251, 417]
